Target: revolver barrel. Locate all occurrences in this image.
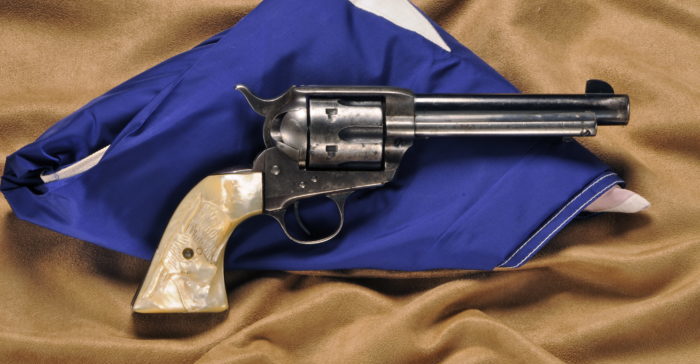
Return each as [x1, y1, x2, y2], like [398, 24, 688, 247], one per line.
[235, 80, 629, 172]
[414, 94, 629, 137]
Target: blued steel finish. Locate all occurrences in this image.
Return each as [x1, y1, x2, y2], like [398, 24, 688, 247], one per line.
[236, 80, 629, 244]
[414, 94, 630, 128]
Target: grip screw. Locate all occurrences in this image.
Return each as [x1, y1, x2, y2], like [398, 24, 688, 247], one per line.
[182, 248, 194, 259]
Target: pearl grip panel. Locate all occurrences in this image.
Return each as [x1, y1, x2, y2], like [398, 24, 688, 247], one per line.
[132, 170, 263, 313]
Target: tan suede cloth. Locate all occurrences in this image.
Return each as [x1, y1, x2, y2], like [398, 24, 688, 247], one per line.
[1, 1, 698, 363]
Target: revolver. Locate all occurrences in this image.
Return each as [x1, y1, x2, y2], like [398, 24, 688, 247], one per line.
[132, 80, 629, 313]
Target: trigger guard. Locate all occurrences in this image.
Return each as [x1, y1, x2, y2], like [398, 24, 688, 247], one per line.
[268, 192, 351, 245]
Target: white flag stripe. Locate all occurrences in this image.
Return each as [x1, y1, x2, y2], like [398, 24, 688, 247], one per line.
[349, 0, 451, 51]
[40, 145, 110, 183]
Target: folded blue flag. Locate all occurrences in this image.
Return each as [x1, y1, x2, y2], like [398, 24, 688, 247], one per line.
[1, 0, 621, 270]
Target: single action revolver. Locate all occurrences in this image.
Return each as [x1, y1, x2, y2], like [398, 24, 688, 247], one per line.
[133, 80, 629, 313]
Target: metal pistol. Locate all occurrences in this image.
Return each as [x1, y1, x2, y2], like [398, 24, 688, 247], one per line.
[132, 79, 629, 313]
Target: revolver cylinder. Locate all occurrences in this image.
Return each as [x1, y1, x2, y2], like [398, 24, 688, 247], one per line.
[307, 98, 384, 170]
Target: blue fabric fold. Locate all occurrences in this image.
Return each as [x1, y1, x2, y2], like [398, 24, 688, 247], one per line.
[1, 0, 618, 270]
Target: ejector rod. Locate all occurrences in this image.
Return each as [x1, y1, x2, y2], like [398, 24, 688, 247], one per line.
[413, 94, 629, 137]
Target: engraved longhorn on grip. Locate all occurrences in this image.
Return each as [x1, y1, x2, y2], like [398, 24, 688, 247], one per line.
[132, 170, 263, 313]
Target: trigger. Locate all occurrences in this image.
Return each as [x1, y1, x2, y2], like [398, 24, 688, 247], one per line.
[268, 191, 352, 245]
[293, 201, 312, 236]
